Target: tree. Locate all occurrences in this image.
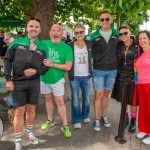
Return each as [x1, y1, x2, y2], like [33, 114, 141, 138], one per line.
[0, 0, 150, 38]
[99, 0, 150, 34]
[0, 0, 56, 39]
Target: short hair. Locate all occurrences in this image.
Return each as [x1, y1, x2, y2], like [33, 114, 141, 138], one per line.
[27, 17, 40, 23]
[74, 23, 85, 30]
[99, 10, 111, 16]
[118, 26, 129, 31]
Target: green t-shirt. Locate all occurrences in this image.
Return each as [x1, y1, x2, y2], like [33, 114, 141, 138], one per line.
[40, 40, 73, 84]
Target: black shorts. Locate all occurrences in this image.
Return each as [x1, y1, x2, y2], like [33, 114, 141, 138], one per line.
[12, 78, 40, 107]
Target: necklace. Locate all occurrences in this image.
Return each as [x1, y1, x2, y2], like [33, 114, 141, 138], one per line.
[124, 45, 129, 66]
[124, 39, 133, 66]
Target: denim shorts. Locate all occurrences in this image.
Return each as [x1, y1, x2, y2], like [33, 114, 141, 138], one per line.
[92, 69, 117, 90]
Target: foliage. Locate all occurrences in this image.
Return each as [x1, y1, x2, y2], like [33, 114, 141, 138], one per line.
[55, 0, 102, 30]
[99, 0, 150, 34]
[0, 0, 150, 34]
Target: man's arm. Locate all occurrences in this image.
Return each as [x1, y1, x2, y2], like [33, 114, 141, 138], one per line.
[24, 51, 49, 76]
[4, 46, 16, 91]
[51, 62, 72, 71]
[43, 58, 72, 71]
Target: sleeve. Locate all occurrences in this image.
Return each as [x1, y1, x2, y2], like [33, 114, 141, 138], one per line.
[4, 46, 16, 81]
[65, 45, 73, 62]
[116, 44, 121, 73]
[36, 50, 49, 75]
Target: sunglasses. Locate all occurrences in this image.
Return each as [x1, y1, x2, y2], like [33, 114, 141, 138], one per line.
[100, 18, 110, 22]
[74, 31, 84, 35]
[29, 17, 40, 23]
[119, 32, 128, 36]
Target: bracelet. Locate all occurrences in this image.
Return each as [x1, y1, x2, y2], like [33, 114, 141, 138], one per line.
[50, 63, 54, 67]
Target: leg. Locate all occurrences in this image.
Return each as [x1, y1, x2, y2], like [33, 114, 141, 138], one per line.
[101, 70, 117, 127]
[54, 95, 68, 126]
[94, 90, 103, 120]
[70, 77, 81, 123]
[26, 104, 36, 129]
[13, 106, 25, 134]
[80, 76, 90, 120]
[13, 106, 25, 146]
[114, 80, 128, 144]
[54, 95, 72, 137]
[92, 69, 105, 131]
[101, 89, 110, 117]
[40, 81, 55, 130]
[44, 93, 54, 121]
[128, 105, 137, 133]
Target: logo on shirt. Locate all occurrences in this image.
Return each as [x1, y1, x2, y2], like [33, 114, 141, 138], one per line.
[18, 45, 27, 50]
[111, 36, 117, 39]
[95, 38, 101, 41]
[36, 50, 42, 55]
[48, 48, 60, 63]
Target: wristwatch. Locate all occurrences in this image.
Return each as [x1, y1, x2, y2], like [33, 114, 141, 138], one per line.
[51, 63, 54, 67]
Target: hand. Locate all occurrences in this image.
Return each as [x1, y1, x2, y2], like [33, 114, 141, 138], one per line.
[5, 81, 14, 91]
[43, 59, 53, 67]
[24, 68, 36, 76]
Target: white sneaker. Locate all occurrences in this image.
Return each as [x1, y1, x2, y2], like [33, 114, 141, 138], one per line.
[74, 123, 81, 129]
[136, 132, 147, 139]
[142, 136, 150, 145]
[15, 142, 22, 150]
[26, 131, 39, 145]
[83, 118, 90, 123]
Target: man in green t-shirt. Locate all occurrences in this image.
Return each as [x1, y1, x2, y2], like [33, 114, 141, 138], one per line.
[40, 23, 73, 138]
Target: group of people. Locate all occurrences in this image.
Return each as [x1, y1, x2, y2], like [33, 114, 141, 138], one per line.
[1, 9, 150, 150]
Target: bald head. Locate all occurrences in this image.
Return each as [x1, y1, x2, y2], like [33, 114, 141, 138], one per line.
[50, 24, 63, 44]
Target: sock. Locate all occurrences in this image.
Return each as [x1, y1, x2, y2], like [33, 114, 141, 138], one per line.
[14, 132, 22, 142]
[131, 113, 137, 119]
[26, 124, 33, 133]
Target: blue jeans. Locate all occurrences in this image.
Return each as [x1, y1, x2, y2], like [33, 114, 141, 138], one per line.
[70, 76, 90, 123]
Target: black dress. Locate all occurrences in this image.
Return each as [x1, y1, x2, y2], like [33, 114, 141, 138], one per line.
[111, 41, 138, 106]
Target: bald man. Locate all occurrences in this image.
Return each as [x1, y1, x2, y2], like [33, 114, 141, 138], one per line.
[40, 23, 73, 138]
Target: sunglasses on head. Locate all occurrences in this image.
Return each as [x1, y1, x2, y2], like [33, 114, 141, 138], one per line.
[29, 17, 40, 23]
[74, 31, 84, 35]
[100, 18, 110, 22]
[119, 32, 128, 36]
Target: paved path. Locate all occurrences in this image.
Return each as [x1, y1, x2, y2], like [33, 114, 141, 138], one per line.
[0, 74, 150, 150]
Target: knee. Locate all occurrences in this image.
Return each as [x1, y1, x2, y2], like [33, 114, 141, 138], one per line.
[26, 105, 36, 114]
[103, 90, 109, 97]
[15, 107, 25, 118]
[95, 91, 103, 100]
[45, 94, 53, 103]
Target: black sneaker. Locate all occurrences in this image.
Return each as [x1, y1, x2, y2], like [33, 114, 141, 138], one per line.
[128, 118, 136, 133]
[101, 117, 111, 128]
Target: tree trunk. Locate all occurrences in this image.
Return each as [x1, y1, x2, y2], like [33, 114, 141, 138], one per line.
[25, 0, 56, 40]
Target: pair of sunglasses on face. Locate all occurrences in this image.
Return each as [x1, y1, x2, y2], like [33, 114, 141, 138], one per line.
[100, 17, 110, 22]
[119, 32, 128, 36]
[74, 31, 84, 35]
